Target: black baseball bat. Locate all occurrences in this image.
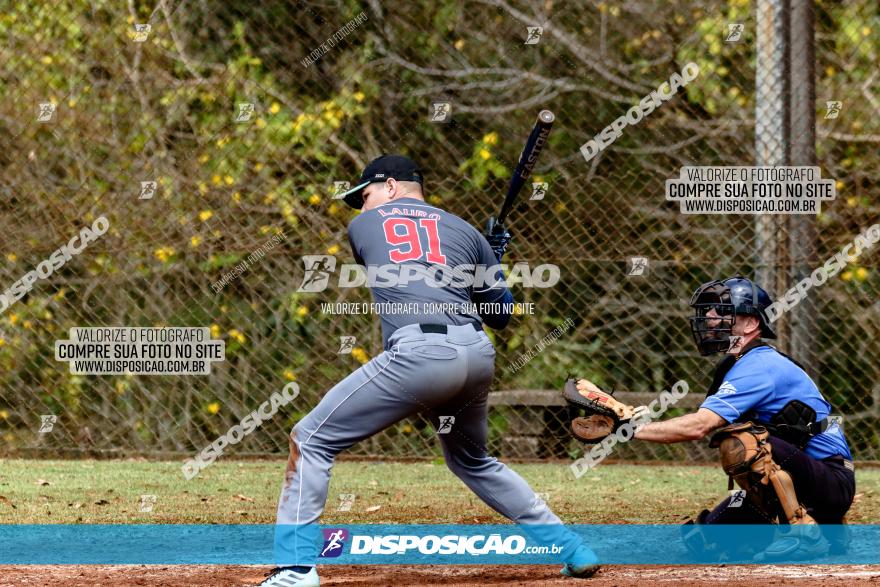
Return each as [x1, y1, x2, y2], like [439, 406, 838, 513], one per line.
[496, 109, 555, 225]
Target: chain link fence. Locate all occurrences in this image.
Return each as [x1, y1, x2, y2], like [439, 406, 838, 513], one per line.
[1, 0, 877, 463]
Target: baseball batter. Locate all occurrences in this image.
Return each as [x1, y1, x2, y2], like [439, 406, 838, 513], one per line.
[259, 155, 598, 586]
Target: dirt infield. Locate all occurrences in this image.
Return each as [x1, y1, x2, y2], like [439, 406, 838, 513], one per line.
[1, 565, 878, 586]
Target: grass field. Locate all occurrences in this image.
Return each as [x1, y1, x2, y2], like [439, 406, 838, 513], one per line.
[1, 458, 878, 524]
[2, 459, 879, 586]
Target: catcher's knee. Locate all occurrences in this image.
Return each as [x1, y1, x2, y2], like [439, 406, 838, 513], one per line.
[711, 422, 769, 491]
[710, 422, 815, 525]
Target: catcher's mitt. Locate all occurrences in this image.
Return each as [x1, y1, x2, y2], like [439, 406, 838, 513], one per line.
[562, 378, 638, 443]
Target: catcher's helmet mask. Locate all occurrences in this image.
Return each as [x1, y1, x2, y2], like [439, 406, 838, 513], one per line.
[689, 275, 776, 356]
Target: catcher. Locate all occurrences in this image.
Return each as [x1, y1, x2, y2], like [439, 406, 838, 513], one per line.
[564, 276, 855, 560]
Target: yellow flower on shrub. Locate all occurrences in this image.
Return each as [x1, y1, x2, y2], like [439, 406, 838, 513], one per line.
[351, 347, 370, 364]
[479, 148, 491, 160]
[190, 235, 203, 247]
[5, 253, 15, 262]
[841, 271, 852, 282]
[210, 324, 221, 339]
[296, 306, 308, 318]
[0, 338, 5, 347]
[270, 102, 281, 114]
[228, 329, 246, 344]
[198, 210, 213, 222]
[8, 314, 17, 325]
[154, 247, 175, 262]
[224, 175, 234, 186]
[482, 132, 498, 145]
[308, 194, 321, 205]
[353, 91, 366, 102]
[211, 174, 222, 186]
[206, 402, 221, 415]
[855, 267, 869, 281]
[0, 409, 8, 419]
[284, 369, 297, 381]
[327, 244, 340, 255]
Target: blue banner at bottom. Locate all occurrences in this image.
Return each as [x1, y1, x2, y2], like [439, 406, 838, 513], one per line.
[0, 524, 876, 565]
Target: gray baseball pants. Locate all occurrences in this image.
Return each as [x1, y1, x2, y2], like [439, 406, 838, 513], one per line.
[274, 323, 584, 565]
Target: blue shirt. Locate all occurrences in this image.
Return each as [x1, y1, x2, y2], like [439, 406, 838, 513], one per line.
[701, 346, 852, 461]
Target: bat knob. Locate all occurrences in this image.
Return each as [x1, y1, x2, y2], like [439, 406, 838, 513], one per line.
[538, 110, 555, 124]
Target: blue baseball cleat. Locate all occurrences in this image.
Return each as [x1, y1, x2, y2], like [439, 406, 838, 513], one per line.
[560, 544, 600, 578]
[753, 524, 830, 562]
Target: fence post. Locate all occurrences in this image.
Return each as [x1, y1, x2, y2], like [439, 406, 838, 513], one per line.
[754, 0, 790, 347]
[786, 0, 818, 374]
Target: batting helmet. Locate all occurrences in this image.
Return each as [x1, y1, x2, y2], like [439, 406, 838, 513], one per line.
[689, 275, 777, 356]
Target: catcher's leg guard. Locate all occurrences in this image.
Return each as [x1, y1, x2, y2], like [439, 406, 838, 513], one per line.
[709, 422, 816, 525]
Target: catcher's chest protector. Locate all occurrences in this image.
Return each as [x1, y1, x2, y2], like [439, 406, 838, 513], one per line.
[709, 422, 816, 525]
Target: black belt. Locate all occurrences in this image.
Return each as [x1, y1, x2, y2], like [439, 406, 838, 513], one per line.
[419, 322, 482, 334]
[823, 455, 855, 472]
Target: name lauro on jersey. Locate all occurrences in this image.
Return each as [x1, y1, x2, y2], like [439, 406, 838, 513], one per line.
[377, 207, 440, 219]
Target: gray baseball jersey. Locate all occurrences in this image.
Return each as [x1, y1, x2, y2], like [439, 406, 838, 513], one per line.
[347, 197, 507, 345]
[273, 197, 585, 568]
